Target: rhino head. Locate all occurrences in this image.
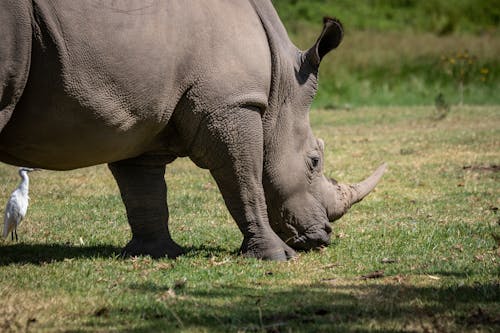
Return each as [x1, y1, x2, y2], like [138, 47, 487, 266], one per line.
[261, 17, 386, 251]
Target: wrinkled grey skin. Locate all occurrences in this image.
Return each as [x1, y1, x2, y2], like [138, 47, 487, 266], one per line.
[0, 0, 385, 260]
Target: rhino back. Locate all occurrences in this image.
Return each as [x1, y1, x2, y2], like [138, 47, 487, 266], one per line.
[0, 0, 271, 170]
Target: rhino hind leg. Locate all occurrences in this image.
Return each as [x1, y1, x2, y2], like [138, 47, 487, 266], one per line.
[108, 161, 183, 259]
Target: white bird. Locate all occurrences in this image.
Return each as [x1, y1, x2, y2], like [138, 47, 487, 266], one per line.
[3, 167, 38, 241]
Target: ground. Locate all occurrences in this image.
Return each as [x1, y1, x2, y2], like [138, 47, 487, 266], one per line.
[0, 105, 498, 332]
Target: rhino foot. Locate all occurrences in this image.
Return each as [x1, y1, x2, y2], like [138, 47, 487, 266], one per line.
[240, 235, 297, 261]
[121, 236, 184, 259]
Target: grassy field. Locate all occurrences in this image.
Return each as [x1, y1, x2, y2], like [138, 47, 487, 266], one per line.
[1, 105, 498, 332]
[273, 0, 500, 34]
[274, 0, 500, 107]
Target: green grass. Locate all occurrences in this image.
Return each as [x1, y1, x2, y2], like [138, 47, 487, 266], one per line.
[273, 1, 500, 107]
[274, 0, 500, 34]
[1, 105, 499, 332]
[311, 32, 500, 108]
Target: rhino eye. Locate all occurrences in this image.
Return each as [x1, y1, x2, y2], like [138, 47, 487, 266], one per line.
[311, 156, 320, 169]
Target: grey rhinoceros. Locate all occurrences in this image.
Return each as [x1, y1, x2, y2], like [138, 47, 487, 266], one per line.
[0, 0, 386, 260]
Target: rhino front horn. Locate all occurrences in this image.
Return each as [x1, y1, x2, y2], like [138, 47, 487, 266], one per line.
[327, 163, 387, 221]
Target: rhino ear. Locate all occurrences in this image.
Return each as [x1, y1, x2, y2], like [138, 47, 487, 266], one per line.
[305, 17, 343, 67]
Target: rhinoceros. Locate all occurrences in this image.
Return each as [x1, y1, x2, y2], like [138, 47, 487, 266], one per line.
[0, 0, 385, 260]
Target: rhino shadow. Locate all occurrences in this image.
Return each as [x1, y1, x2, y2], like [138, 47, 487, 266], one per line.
[0, 242, 235, 266]
[0, 243, 121, 266]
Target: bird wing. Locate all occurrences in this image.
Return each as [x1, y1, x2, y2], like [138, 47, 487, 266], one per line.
[11, 190, 29, 217]
[3, 189, 27, 238]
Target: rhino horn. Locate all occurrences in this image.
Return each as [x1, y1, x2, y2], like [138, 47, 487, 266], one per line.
[327, 163, 387, 221]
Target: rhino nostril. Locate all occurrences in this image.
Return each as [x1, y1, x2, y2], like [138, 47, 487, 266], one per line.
[324, 223, 332, 235]
[317, 234, 331, 248]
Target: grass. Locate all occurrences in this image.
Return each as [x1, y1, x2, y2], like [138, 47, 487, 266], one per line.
[273, 1, 500, 107]
[1, 105, 499, 332]
[300, 31, 500, 108]
[273, 0, 500, 34]
[317, 32, 499, 107]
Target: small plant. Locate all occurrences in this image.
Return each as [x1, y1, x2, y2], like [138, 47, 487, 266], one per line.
[433, 92, 450, 120]
[479, 67, 490, 83]
[440, 50, 477, 106]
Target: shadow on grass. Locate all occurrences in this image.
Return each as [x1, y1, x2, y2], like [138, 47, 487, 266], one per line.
[183, 244, 238, 257]
[0, 243, 237, 266]
[88, 281, 500, 333]
[0, 243, 121, 265]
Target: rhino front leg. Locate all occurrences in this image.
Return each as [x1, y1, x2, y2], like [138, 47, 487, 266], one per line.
[195, 107, 297, 261]
[108, 161, 183, 259]
[212, 164, 297, 261]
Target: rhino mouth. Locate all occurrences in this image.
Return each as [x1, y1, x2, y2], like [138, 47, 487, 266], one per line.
[269, 197, 332, 251]
[282, 222, 332, 251]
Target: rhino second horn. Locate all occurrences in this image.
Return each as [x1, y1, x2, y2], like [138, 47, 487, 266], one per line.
[328, 163, 387, 221]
